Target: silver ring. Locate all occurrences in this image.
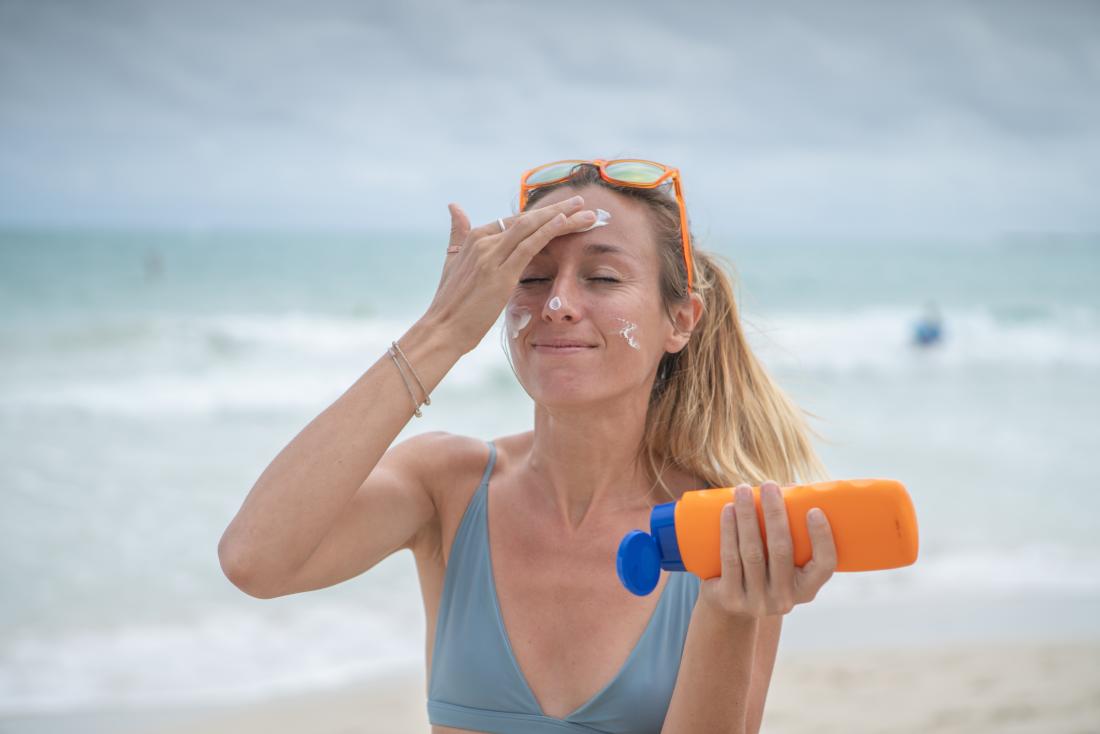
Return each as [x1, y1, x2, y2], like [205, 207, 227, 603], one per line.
[496, 217, 507, 233]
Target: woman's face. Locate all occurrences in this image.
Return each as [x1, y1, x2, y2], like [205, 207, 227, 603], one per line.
[505, 184, 697, 409]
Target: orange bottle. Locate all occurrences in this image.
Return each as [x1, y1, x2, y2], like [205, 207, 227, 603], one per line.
[616, 479, 919, 595]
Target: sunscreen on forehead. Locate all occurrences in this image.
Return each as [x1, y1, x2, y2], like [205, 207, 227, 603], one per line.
[578, 208, 612, 233]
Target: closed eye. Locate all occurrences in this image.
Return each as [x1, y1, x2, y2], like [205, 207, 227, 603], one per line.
[518, 276, 620, 285]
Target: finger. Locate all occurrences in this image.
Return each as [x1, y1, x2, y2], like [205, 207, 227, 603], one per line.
[499, 207, 596, 274]
[439, 204, 469, 287]
[447, 203, 471, 249]
[735, 483, 768, 605]
[760, 480, 795, 612]
[719, 501, 745, 599]
[717, 499, 743, 585]
[795, 507, 838, 603]
[482, 194, 587, 251]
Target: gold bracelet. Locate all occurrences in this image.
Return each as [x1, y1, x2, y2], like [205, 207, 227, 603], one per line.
[388, 347, 423, 418]
[391, 340, 431, 406]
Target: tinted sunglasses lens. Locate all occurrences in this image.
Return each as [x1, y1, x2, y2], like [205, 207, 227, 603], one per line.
[526, 161, 585, 186]
[604, 160, 666, 184]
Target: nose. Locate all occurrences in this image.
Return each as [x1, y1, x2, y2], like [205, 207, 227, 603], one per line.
[542, 278, 582, 323]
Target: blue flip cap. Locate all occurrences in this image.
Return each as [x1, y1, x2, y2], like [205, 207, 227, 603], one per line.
[616, 530, 661, 596]
[616, 500, 685, 596]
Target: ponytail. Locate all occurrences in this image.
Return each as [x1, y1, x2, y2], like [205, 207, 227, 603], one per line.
[642, 249, 828, 499]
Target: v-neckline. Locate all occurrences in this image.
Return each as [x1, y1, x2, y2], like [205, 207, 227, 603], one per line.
[481, 449, 673, 721]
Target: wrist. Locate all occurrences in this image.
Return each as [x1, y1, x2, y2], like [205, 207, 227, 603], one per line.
[695, 593, 763, 631]
[417, 308, 481, 357]
[408, 313, 467, 362]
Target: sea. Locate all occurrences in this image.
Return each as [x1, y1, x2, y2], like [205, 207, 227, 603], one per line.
[2, 229, 1098, 719]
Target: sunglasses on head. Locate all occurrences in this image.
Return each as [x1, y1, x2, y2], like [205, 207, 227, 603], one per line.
[518, 158, 695, 291]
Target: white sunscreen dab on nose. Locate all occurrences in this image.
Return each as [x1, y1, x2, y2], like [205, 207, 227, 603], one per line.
[506, 306, 532, 339]
[616, 318, 640, 349]
[578, 208, 612, 232]
[548, 296, 563, 311]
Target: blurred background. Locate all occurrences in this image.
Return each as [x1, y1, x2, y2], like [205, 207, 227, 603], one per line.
[2, 1, 1098, 732]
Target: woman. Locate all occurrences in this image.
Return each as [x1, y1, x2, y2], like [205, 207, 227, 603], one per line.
[218, 159, 838, 734]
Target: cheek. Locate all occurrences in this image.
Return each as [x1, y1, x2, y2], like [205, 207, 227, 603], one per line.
[505, 303, 533, 339]
[614, 318, 641, 350]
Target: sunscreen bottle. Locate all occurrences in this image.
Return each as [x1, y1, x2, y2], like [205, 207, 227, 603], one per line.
[616, 479, 919, 595]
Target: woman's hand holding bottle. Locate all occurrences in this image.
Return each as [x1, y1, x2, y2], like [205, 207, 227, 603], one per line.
[699, 481, 838, 619]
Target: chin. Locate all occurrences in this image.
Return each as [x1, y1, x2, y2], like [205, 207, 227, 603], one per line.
[523, 375, 607, 408]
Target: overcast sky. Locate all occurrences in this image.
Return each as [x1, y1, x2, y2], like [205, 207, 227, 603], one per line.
[1, 0, 1098, 237]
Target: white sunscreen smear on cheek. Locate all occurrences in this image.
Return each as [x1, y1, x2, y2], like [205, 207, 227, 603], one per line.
[548, 296, 562, 311]
[506, 306, 532, 339]
[616, 318, 640, 349]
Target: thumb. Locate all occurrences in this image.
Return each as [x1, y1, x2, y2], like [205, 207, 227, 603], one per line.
[448, 203, 471, 247]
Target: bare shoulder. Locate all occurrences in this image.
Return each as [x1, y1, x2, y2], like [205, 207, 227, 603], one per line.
[396, 431, 497, 552]
[411, 430, 531, 494]
[405, 431, 494, 498]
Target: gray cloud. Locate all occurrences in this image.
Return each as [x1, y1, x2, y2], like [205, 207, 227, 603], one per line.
[1, 0, 1097, 236]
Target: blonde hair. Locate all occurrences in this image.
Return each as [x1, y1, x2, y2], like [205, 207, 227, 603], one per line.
[523, 163, 829, 498]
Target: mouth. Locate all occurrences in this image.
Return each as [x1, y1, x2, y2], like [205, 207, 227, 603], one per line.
[532, 341, 596, 354]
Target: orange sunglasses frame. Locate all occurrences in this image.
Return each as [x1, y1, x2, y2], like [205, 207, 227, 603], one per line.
[518, 158, 695, 291]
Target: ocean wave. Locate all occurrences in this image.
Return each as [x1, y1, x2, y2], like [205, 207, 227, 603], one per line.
[0, 600, 422, 715]
[819, 542, 1100, 603]
[744, 304, 1100, 373]
[1, 305, 1097, 415]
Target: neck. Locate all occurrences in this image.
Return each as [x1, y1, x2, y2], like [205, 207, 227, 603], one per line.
[523, 393, 659, 533]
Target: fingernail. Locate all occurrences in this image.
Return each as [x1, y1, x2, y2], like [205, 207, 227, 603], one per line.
[737, 486, 752, 502]
[568, 195, 584, 205]
[809, 508, 825, 523]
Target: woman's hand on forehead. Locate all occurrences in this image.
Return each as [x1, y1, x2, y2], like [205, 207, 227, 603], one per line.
[428, 195, 599, 355]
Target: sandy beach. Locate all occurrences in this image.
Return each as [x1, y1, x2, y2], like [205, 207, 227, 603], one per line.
[7, 640, 1097, 734]
[763, 641, 1100, 734]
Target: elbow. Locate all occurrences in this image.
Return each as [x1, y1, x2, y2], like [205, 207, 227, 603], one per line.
[218, 535, 279, 600]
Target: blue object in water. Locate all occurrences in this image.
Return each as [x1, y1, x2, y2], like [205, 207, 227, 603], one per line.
[913, 320, 942, 346]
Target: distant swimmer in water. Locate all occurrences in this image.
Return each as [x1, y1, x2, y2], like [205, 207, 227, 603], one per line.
[143, 248, 163, 283]
[913, 300, 943, 347]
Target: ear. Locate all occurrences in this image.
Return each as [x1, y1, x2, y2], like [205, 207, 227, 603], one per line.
[664, 292, 704, 354]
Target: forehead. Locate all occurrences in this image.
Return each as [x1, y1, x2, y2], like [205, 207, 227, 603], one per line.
[529, 185, 656, 263]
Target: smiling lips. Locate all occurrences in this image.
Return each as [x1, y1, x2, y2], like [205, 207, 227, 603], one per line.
[534, 339, 595, 348]
[532, 339, 596, 353]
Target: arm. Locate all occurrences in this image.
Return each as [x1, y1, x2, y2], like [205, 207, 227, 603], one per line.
[217, 316, 462, 599]
[217, 196, 594, 599]
[663, 480, 835, 733]
[661, 609, 782, 734]
[746, 614, 782, 733]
